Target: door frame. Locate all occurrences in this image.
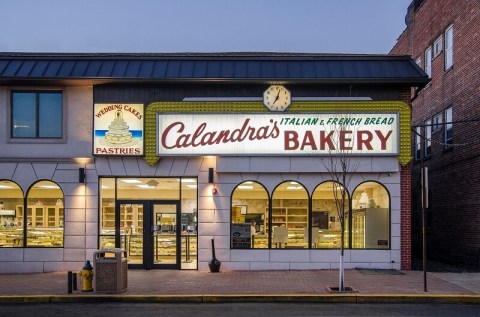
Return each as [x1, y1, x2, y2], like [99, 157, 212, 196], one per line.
[115, 200, 181, 270]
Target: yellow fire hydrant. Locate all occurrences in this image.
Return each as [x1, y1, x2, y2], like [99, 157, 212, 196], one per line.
[80, 260, 94, 292]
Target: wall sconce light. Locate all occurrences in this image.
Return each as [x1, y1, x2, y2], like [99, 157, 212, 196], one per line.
[79, 168, 86, 183]
[208, 168, 214, 184]
[208, 168, 218, 195]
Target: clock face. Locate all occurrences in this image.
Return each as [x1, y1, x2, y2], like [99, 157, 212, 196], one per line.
[263, 85, 291, 111]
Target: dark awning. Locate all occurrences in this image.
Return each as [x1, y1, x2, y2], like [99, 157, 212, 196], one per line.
[0, 52, 429, 87]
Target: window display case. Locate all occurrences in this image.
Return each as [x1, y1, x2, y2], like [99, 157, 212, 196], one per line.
[352, 208, 389, 249]
[0, 228, 23, 247]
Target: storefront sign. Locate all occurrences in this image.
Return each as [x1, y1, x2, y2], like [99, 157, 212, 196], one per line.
[157, 113, 399, 156]
[94, 104, 144, 155]
[231, 223, 252, 249]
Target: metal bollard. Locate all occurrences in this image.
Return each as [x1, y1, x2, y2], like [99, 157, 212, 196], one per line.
[72, 272, 78, 291]
[67, 271, 73, 294]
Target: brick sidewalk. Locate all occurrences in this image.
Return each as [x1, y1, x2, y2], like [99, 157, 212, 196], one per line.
[0, 269, 477, 296]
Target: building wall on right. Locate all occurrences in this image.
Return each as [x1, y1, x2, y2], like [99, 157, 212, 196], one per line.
[391, 0, 480, 268]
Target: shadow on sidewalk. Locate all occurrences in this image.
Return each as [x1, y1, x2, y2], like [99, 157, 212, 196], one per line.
[411, 257, 480, 273]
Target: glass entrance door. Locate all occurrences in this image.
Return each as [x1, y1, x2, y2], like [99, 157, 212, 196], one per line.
[152, 203, 179, 267]
[119, 203, 144, 265]
[102, 197, 195, 269]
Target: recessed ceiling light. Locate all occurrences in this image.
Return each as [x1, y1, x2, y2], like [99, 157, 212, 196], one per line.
[187, 185, 197, 188]
[121, 179, 142, 184]
[38, 185, 59, 189]
[238, 185, 253, 190]
[243, 181, 253, 184]
[182, 179, 196, 183]
[290, 181, 299, 185]
[286, 186, 303, 190]
[137, 185, 155, 189]
[0, 185, 13, 189]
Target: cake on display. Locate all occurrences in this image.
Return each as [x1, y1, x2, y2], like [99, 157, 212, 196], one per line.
[101, 110, 138, 147]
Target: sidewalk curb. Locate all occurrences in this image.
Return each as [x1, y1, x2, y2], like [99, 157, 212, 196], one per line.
[0, 294, 479, 304]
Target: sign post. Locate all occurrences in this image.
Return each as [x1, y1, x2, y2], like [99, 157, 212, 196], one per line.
[421, 166, 429, 292]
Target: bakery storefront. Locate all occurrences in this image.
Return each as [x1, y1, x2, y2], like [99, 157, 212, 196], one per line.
[0, 53, 428, 273]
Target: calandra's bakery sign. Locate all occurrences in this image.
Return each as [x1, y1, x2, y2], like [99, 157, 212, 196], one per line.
[157, 113, 399, 156]
[94, 104, 144, 155]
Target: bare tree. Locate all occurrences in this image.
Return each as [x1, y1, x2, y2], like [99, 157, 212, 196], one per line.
[319, 116, 361, 292]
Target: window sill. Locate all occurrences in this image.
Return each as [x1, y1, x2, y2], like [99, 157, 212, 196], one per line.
[8, 138, 66, 144]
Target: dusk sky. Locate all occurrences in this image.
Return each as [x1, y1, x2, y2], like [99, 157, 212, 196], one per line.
[0, 0, 411, 54]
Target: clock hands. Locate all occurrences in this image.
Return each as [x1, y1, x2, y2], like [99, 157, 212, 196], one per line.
[273, 90, 281, 104]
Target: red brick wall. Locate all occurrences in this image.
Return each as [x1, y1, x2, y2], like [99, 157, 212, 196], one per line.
[400, 89, 412, 270]
[391, 0, 480, 268]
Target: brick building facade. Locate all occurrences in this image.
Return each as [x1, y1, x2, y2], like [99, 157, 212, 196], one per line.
[391, 0, 480, 268]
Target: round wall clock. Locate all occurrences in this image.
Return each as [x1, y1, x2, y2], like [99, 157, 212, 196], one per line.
[263, 85, 291, 111]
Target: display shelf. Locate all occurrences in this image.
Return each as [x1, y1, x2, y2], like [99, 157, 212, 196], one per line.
[317, 230, 342, 248]
[22, 205, 63, 228]
[269, 207, 308, 231]
[26, 228, 63, 247]
[252, 235, 267, 248]
[0, 228, 24, 247]
[101, 205, 144, 232]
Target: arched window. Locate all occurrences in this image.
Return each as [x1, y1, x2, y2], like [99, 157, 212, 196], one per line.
[26, 181, 64, 247]
[312, 181, 350, 249]
[231, 181, 269, 249]
[0, 180, 24, 247]
[351, 182, 390, 249]
[271, 181, 308, 248]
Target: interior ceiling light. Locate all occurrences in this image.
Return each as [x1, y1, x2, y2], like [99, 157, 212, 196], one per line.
[243, 181, 253, 184]
[121, 179, 142, 184]
[286, 186, 303, 190]
[137, 185, 156, 189]
[0, 185, 13, 189]
[290, 181, 299, 185]
[37, 185, 59, 189]
[187, 185, 197, 188]
[238, 185, 253, 190]
[182, 179, 196, 183]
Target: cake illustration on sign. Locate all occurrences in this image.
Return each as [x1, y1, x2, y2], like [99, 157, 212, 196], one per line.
[100, 110, 138, 147]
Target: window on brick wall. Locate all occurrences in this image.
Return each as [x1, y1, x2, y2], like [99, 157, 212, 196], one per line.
[432, 113, 442, 133]
[433, 35, 443, 58]
[444, 107, 453, 148]
[415, 126, 421, 161]
[425, 119, 432, 157]
[424, 47, 432, 78]
[445, 25, 453, 70]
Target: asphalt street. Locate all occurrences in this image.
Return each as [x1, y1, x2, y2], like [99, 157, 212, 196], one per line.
[0, 303, 479, 317]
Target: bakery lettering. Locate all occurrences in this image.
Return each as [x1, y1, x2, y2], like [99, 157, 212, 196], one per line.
[284, 130, 393, 151]
[161, 118, 280, 149]
[95, 104, 142, 120]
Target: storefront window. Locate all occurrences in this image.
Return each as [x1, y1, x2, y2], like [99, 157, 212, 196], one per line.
[99, 177, 197, 269]
[352, 182, 390, 249]
[181, 178, 197, 269]
[271, 181, 308, 248]
[312, 181, 349, 249]
[117, 178, 180, 200]
[99, 178, 115, 250]
[231, 181, 269, 249]
[26, 180, 64, 247]
[0, 180, 24, 248]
